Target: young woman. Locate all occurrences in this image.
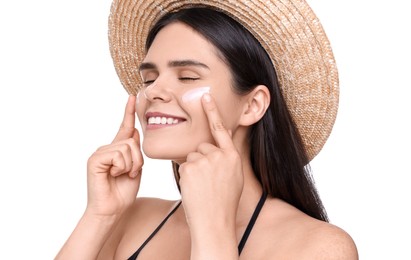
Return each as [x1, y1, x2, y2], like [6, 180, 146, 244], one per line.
[56, 1, 358, 259]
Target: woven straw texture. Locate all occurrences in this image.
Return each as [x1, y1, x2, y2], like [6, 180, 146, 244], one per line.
[108, 0, 339, 161]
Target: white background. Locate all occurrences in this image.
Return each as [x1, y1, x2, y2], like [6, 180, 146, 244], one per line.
[0, 0, 410, 259]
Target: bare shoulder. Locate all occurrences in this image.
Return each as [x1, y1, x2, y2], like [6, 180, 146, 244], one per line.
[100, 197, 181, 260]
[252, 198, 358, 260]
[126, 197, 180, 221]
[121, 196, 181, 240]
[296, 220, 358, 259]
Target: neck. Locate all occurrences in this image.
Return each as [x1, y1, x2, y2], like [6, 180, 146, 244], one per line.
[235, 155, 264, 227]
[232, 127, 264, 227]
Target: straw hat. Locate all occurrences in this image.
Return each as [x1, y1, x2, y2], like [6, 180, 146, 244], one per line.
[108, 0, 339, 161]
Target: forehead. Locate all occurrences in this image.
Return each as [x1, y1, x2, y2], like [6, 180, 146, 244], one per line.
[143, 22, 219, 64]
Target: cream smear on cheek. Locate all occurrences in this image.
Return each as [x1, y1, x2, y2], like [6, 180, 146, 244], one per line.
[181, 86, 210, 103]
[136, 90, 142, 105]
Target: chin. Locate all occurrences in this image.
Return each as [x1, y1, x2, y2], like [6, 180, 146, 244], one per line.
[142, 142, 189, 161]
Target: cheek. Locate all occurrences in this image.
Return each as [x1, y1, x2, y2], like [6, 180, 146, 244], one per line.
[183, 99, 207, 128]
[179, 87, 209, 121]
[180, 86, 210, 103]
[214, 95, 243, 130]
[179, 96, 214, 142]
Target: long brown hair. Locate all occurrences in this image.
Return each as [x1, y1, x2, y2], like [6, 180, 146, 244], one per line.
[146, 7, 328, 222]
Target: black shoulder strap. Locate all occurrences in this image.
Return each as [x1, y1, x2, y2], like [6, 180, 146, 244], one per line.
[128, 200, 182, 260]
[238, 192, 267, 255]
[128, 192, 266, 259]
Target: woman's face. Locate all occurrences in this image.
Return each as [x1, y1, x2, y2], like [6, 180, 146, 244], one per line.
[136, 22, 245, 163]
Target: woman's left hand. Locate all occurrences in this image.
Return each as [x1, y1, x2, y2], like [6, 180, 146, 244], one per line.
[178, 93, 244, 257]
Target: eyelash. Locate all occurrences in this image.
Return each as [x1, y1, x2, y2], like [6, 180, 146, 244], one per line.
[179, 77, 199, 81]
[142, 77, 199, 86]
[142, 80, 155, 86]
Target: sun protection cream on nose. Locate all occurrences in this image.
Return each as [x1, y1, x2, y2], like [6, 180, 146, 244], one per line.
[181, 86, 210, 103]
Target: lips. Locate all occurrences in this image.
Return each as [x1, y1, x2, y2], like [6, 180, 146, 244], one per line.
[145, 112, 186, 126]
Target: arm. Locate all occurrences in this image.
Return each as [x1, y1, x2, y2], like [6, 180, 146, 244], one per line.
[190, 221, 238, 260]
[55, 212, 120, 259]
[179, 94, 243, 260]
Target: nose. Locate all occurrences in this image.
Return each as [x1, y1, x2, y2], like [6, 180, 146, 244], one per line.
[143, 81, 172, 102]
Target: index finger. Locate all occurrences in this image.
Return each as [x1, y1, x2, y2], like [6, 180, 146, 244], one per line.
[201, 93, 234, 149]
[112, 95, 137, 143]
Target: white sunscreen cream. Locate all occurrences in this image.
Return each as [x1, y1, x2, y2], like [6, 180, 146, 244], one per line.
[181, 86, 210, 103]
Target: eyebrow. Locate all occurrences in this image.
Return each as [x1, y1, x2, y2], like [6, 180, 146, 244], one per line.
[138, 59, 210, 72]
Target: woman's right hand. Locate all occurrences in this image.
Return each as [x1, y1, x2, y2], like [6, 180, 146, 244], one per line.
[85, 95, 143, 217]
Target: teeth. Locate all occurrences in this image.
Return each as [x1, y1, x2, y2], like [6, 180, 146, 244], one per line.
[148, 117, 180, 125]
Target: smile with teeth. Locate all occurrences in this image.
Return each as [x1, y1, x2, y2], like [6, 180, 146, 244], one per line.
[148, 116, 180, 125]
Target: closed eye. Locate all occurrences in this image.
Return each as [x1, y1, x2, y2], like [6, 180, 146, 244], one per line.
[179, 77, 199, 81]
[142, 77, 199, 87]
[142, 80, 155, 86]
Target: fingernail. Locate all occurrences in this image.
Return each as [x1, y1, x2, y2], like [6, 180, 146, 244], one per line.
[203, 93, 211, 103]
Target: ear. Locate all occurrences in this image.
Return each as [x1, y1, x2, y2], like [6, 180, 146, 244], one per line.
[239, 85, 270, 126]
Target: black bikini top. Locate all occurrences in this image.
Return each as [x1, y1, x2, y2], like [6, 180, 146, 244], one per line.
[128, 192, 267, 259]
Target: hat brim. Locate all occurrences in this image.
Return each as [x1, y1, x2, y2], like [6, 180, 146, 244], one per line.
[108, 0, 339, 161]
